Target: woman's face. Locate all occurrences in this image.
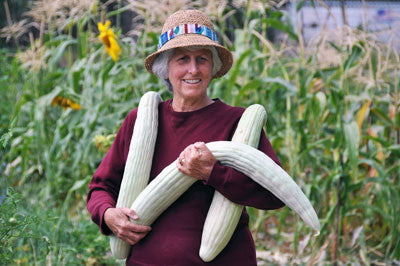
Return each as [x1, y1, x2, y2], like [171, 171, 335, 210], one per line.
[168, 48, 213, 101]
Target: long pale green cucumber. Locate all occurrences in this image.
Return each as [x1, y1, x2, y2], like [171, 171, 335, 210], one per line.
[199, 104, 266, 262]
[110, 91, 161, 259]
[130, 141, 320, 239]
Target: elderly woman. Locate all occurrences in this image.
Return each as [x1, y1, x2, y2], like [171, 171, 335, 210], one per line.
[87, 9, 284, 265]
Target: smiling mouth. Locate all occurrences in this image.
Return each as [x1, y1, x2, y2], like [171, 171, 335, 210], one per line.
[183, 79, 201, 84]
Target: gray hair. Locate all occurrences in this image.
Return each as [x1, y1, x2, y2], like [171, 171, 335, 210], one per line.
[152, 46, 222, 91]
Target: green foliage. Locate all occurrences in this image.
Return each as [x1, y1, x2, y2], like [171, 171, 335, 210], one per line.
[1, 1, 399, 264]
[0, 187, 48, 265]
[0, 187, 119, 265]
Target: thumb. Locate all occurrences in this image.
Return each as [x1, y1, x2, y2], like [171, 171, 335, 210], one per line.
[194, 141, 205, 148]
[121, 208, 139, 220]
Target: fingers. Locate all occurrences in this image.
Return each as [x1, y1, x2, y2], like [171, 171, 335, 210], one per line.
[125, 232, 147, 245]
[177, 144, 198, 170]
[105, 207, 151, 245]
[184, 144, 200, 163]
[126, 220, 152, 233]
[120, 207, 138, 220]
[116, 226, 150, 245]
[178, 150, 186, 166]
[193, 141, 206, 153]
[116, 221, 152, 245]
[118, 222, 152, 245]
[176, 142, 216, 180]
[182, 142, 205, 162]
[120, 208, 152, 233]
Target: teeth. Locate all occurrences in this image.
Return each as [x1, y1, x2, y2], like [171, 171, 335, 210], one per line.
[184, 79, 201, 84]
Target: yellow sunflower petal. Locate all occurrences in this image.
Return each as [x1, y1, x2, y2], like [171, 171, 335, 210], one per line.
[98, 20, 121, 61]
[106, 28, 116, 38]
[51, 96, 81, 111]
[70, 102, 82, 110]
[106, 36, 121, 61]
[98, 22, 106, 32]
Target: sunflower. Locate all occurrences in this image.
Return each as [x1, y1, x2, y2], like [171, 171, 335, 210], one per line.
[51, 96, 81, 110]
[98, 20, 122, 61]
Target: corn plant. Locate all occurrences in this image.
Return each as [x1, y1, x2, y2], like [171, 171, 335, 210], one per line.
[208, 4, 400, 264]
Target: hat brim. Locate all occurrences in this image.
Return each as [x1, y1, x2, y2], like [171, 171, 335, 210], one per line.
[144, 34, 233, 78]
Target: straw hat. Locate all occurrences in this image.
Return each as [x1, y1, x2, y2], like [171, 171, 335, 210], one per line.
[144, 9, 233, 78]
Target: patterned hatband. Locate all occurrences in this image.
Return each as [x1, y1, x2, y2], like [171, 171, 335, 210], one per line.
[157, 24, 218, 50]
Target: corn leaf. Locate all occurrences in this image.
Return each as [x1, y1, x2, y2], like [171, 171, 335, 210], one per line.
[344, 121, 359, 176]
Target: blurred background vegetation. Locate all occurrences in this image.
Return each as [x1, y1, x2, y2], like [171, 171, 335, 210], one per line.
[1, 0, 399, 265]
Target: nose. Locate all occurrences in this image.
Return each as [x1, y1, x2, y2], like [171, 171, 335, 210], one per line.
[188, 60, 199, 74]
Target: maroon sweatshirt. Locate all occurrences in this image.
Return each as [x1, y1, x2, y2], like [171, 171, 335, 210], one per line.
[87, 98, 284, 265]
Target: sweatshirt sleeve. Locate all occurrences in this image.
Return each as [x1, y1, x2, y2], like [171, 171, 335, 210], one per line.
[204, 130, 285, 210]
[86, 109, 137, 235]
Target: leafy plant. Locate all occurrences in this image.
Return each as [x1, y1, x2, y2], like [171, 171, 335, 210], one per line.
[0, 188, 52, 264]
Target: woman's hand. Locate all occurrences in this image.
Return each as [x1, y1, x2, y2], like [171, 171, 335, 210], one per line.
[176, 141, 217, 181]
[104, 207, 151, 245]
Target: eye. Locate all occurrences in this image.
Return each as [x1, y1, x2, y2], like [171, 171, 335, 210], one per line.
[178, 55, 188, 61]
[198, 56, 209, 63]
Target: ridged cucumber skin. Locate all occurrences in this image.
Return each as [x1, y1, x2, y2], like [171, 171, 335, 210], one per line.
[200, 104, 266, 262]
[130, 141, 320, 243]
[110, 91, 162, 259]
